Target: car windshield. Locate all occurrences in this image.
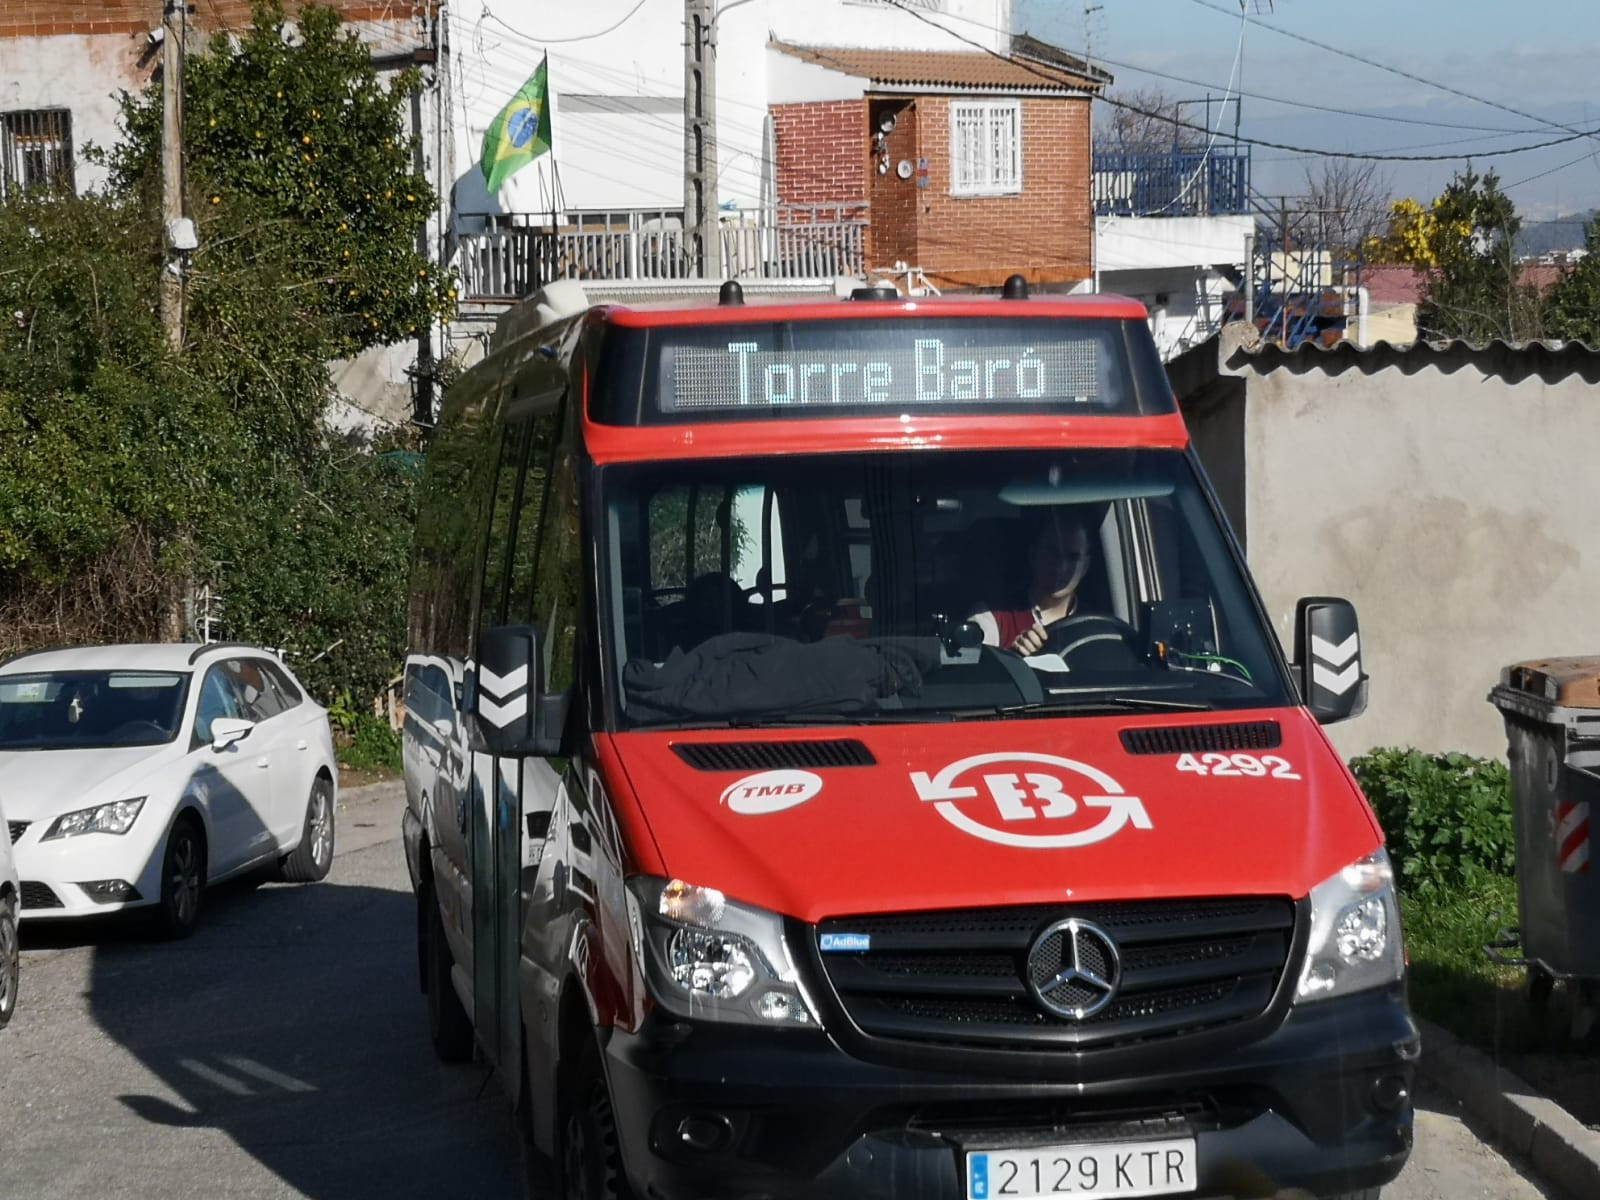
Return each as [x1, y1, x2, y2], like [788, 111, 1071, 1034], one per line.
[0, 670, 190, 749]
[599, 448, 1294, 729]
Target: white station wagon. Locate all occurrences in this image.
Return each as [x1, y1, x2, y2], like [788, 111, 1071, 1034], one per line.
[0, 789, 17, 1027]
[0, 643, 338, 937]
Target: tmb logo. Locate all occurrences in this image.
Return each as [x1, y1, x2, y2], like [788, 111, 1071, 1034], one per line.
[910, 752, 1151, 849]
[720, 769, 824, 816]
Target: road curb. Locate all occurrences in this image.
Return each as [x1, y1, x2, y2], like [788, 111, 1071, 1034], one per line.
[1416, 1015, 1600, 1199]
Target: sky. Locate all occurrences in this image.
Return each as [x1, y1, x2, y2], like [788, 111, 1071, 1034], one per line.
[1013, 0, 1600, 233]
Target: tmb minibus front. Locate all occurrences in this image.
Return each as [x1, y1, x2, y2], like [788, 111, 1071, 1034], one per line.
[404, 283, 1415, 1200]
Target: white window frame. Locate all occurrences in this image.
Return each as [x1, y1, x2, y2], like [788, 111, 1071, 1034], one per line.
[949, 99, 1021, 198]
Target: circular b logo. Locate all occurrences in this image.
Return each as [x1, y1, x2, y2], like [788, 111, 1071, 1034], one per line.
[909, 752, 1151, 849]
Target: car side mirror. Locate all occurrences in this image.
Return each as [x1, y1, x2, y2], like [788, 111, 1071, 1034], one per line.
[464, 624, 570, 757]
[210, 717, 255, 750]
[1293, 596, 1367, 724]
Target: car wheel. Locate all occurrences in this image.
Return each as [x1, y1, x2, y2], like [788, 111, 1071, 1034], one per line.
[562, 1043, 635, 1200]
[423, 882, 473, 1062]
[0, 897, 19, 1029]
[280, 775, 336, 883]
[155, 815, 206, 939]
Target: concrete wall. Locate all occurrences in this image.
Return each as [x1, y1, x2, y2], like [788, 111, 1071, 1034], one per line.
[0, 31, 149, 195]
[1185, 340, 1600, 761]
[1096, 214, 1252, 274]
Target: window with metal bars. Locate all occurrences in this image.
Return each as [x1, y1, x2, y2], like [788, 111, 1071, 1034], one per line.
[949, 99, 1020, 197]
[1, 109, 75, 200]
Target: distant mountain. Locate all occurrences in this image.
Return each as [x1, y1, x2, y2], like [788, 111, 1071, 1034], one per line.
[1516, 211, 1596, 258]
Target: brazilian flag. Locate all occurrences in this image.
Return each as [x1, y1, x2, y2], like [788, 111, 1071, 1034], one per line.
[481, 55, 552, 193]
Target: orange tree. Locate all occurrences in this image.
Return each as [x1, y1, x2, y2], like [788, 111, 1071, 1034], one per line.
[109, 0, 453, 373]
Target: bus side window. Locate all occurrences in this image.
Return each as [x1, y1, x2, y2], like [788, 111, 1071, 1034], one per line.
[508, 407, 562, 623]
[533, 436, 583, 700]
[478, 419, 534, 636]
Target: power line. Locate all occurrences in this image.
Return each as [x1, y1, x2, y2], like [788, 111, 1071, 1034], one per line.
[483, 0, 653, 45]
[1095, 57, 1542, 136]
[882, 0, 1600, 163]
[1503, 149, 1600, 192]
[948, 2, 1539, 135]
[1184, 0, 1600, 146]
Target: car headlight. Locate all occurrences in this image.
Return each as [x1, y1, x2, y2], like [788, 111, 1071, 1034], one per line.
[1296, 848, 1406, 1002]
[43, 797, 147, 840]
[626, 877, 821, 1028]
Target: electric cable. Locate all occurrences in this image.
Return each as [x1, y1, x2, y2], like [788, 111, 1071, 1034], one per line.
[1184, 0, 1600, 146]
[483, 0, 652, 45]
[881, 0, 1600, 162]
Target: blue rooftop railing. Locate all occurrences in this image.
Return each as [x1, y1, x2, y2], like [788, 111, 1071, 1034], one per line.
[1092, 147, 1251, 218]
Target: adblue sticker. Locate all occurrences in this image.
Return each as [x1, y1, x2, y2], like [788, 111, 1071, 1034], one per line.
[910, 752, 1151, 849]
[720, 769, 823, 815]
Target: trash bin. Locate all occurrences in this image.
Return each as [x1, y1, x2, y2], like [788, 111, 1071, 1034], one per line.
[1488, 657, 1600, 983]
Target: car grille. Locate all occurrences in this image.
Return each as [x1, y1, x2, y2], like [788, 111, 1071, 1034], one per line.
[7, 820, 26, 844]
[20, 881, 63, 910]
[672, 739, 875, 771]
[1119, 721, 1282, 755]
[815, 897, 1295, 1051]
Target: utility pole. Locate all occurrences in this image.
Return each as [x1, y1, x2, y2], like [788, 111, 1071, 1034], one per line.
[159, 0, 187, 353]
[410, 18, 440, 426]
[683, 0, 718, 279]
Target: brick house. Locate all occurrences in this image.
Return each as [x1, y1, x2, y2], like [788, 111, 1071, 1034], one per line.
[767, 35, 1107, 291]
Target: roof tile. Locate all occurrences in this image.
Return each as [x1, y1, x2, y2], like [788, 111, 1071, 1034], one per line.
[770, 38, 1103, 94]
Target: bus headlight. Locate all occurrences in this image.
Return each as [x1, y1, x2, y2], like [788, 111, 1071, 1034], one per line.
[628, 877, 821, 1028]
[1296, 849, 1406, 1002]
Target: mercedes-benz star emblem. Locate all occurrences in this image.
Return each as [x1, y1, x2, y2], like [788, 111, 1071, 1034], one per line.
[1025, 918, 1122, 1021]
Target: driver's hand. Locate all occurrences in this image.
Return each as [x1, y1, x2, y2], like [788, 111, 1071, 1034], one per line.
[1010, 621, 1048, 655]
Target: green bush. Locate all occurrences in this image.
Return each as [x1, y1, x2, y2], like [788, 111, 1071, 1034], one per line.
[340, 714, 402, 774]
[327, 689, 402, 774]
[1350, 748, 1515, 896]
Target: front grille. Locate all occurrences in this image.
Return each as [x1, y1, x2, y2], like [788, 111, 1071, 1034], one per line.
[672, 738, 875, 771]
[1120, 721, 1282, 755]
[20, 881, 63, 910]
[7, 820, 26, 844]
[816, 897, 1294, 1051]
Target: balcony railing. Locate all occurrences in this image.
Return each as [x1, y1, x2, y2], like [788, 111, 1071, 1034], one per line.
[456, 206, 869, 301]
[1092, 147, 1250, 218]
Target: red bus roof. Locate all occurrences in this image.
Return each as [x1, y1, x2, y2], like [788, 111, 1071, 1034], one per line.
[591, 291, 1152, 328]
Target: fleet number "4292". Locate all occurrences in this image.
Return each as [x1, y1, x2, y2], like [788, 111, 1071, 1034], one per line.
[1174, 752, 1300, 780]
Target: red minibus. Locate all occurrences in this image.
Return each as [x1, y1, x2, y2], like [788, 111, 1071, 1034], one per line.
[402, 277, 1414, 1200]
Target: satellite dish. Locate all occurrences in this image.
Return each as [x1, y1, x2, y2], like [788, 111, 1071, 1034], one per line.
[896, 159, 914, 180]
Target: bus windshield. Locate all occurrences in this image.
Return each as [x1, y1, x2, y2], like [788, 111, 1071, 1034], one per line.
[599, 449, 1294, 729]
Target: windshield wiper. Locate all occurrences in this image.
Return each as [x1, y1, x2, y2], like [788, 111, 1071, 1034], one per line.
[1000, 695, 1211, 714]
[728, 711, 950, 727]
[631, 711, 941, 731]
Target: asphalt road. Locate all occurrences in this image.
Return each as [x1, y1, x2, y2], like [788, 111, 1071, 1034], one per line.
[0, 784, 1562, 1200]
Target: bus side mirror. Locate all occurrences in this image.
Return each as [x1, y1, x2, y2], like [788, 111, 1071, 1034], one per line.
[1293, 597, 1367, 725]
[465, 624, 569, 757]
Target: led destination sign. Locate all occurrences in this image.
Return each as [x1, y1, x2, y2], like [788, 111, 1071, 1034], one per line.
[665, 331, 1101, 411]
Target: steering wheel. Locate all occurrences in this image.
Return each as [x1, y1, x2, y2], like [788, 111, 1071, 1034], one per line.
[1041, 614, 1143, 664]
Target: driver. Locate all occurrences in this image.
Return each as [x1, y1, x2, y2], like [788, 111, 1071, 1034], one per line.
[967, 512, 1091, 654]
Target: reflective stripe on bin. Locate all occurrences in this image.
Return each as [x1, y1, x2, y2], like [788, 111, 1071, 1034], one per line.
[1557, 798, 1591, 874]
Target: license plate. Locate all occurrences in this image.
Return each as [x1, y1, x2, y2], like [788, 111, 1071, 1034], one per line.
[966, 1136, 1197, 1200]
